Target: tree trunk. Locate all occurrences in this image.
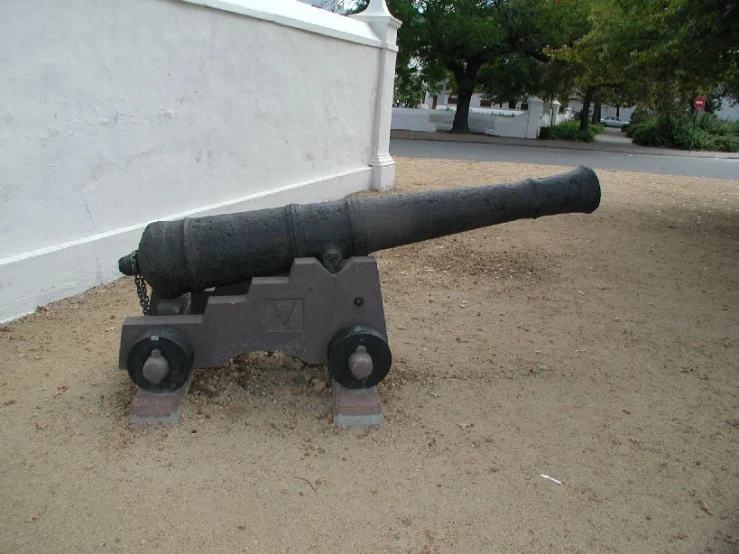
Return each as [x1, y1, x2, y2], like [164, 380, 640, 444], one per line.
[451, 80, 475, 133]
[591, 101, 602, 124]
[580, 86, 595, 132]
[449, 60, 482, 134]
[432, 95, 438, 110]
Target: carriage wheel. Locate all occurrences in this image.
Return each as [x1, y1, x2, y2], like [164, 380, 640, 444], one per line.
[126, 327, 194, 393]
[328, 325, 392, 389]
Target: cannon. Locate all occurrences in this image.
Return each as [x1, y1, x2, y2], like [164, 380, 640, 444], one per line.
[118, 166, 600, 395]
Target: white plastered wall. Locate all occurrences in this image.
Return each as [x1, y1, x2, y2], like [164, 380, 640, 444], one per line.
[392, 105, 543, 139]
[0, 0, 400, 322]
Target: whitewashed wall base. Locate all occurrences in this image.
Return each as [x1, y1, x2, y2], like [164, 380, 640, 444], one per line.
[0, 168, 372, 323]
[368, 154, 396, 192]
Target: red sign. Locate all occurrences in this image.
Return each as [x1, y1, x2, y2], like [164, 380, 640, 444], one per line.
[694, 96, 705, 109]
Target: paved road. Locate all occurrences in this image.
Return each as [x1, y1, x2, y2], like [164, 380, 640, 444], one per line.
[390, 137, 739, 180]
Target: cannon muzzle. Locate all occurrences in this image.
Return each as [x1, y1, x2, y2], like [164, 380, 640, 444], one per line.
[121, 166, 600, 298]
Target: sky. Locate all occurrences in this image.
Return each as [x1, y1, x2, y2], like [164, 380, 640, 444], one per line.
[296, 0, 359, 13]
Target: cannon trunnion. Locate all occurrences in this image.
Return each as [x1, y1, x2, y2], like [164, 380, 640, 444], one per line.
[118, 167, 601, 397]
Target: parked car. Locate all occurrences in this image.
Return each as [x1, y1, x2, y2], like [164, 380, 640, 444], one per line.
[600, 116, 629, 128]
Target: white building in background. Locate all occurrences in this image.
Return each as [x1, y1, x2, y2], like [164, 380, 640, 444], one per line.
[393, 92, 552, 139]
[564, 99, 635, 122]
[715, 97, 739, 120]
[425, 90, 739, 123]
[422, 91, 530, 111]
[566, 96, 739, 123]
[420, 91, 571, 123]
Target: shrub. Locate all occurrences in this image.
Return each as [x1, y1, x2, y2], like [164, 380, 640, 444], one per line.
[546, 121, 597, 142]
[696, 114, 739, 136]
[628, 108, 653, 126]
[628, 118, 659, 143]
[576, 128, 598, 142]
[628, 114, 738, 152]
[698, 113, 723, 134]
[701, 115, 739, 137]
[547, 121, 579, 140]
[713, 134, 739, 152]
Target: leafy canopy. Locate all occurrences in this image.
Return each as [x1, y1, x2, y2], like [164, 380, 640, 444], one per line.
[344, 0, 738, 133]
[378, 0, 587, 131]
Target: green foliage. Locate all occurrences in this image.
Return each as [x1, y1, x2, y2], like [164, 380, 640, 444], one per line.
[394, 64, 426, 107]
[627, 118, 672, 147]
[546, 120, 597, 142]
[478, 53, 542, 106]
[704, 89, 725, 114]
[698, 113, 739, 136]
[627, 114, 739, 152]
[382, 0, 586, 133]
[549, 0, 738, 131]
[713, 134, 739, 152]
[548, 0, 639, 131]
[628, 108, 653, 127]
[373, 0, 736, 136]
[674, 0, 739, 100]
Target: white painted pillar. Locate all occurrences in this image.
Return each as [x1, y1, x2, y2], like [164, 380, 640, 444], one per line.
[551, 100, 561, 126]
[352, 0, 401, 191]
[525, 98, 544, 139]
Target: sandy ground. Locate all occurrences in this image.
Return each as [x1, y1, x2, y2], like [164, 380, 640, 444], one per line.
[1, 158, 737, 554]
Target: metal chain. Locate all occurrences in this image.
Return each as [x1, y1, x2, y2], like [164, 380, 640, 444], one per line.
[130, 251, 152, 316]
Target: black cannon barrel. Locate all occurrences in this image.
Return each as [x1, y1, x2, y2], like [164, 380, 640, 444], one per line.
[120, 166, 600, 299]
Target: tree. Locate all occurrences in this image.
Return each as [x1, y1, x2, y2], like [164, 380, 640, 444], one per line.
[353, 0, 735, 136]
[553, 0, 739, 131]
[393, 62, 426, 106]
[377, 0, 586, 133]
[548, 0, 637, 131]
[665, 0, 739, 101]
[478, 53, 543, 106]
